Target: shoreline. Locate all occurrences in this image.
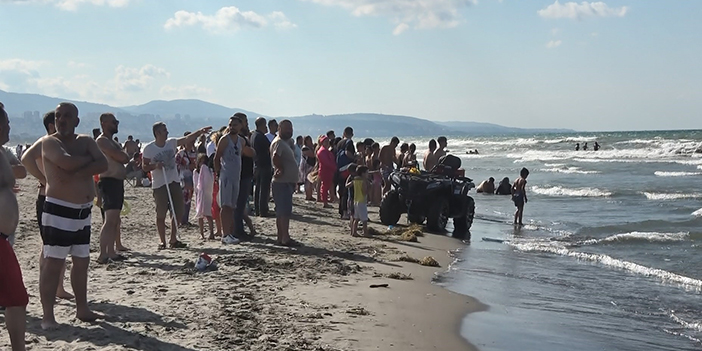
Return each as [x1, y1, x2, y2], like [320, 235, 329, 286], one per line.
[2, 177, 482, 351]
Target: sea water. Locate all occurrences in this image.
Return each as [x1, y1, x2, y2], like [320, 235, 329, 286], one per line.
[401, 131, 702, 350]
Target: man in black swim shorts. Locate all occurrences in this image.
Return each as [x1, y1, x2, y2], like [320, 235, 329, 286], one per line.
[96, 113, 131, 263]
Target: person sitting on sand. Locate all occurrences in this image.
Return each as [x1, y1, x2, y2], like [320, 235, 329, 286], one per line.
[0, 104, 30, 351]
[40, 102, 108, 329]
[346, 165, 370, 237]
[423, 139, 438, 171]
[476, 177, 495, 194]
[20, 111, 73, 300]
[143, 121, 211, 250]
[512, 168, 529, 226]
[495, 177, 512, 195]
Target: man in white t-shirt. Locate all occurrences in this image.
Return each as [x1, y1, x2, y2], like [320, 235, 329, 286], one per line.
[142, 121, 211, 249]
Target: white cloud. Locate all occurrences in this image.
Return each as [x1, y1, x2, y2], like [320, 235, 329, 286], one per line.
[0, 60, 187, 104]
[546, 40, 562, 48]
[114, 64, 169, 92]
[160, 84, 212, 98]
[393, 22, 409, 35]
[164, 6, 296, 34]
[302, 0, 477, 34]
[538, 1, 628, 20]
[0, 0, 130, 11]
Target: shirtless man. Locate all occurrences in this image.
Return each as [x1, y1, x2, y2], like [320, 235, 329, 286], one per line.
[379, 136, 399, 196]
[40, 102, 108, 329]
[423, 139, 438, 171]
[20, 111, 73, 299]
[0, 105, 29, 351]
[434, 136, 447, 160]
[122, 135, 139, 157]
[96, 113, 131, 263]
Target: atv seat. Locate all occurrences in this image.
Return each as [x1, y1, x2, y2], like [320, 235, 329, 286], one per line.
[432, 154, 465, 178]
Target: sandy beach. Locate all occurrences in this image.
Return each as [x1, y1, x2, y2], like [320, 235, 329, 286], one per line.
[1, 177, 481, 351]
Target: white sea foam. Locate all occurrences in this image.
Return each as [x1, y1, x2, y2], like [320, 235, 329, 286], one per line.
[581, 231, 689, 245]
[654, 171, 702, 177]
[511, 242, 702, 290]
[670, 313, 702, 333]
[642, 192, 702, 200]
[693, 208, 702, 217]
[531, 185, 611, 197]
[540, 167, 600, 175]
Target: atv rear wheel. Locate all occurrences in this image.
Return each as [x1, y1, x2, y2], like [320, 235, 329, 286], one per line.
[380, 190, 402, 225]
[453, 196, 475, 233]
[426, 197, 449, 232]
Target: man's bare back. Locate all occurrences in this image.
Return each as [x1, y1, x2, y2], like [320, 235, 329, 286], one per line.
[379, 145, 395, 169]
[123, 139, 138, 157]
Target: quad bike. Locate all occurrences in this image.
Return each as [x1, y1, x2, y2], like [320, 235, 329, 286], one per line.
[379, 155, 476, 234]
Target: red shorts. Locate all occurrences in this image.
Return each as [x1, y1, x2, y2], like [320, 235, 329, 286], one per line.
[211, 181, 220, 219]
[0, 237, 29, 307]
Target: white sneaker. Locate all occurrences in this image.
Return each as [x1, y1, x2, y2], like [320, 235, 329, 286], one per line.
[222, 235, 240, 245]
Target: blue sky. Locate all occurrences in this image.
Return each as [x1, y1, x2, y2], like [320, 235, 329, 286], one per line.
[0, 0, 700, 131]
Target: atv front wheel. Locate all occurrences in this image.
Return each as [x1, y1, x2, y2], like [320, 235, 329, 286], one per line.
[426, 197, 449, 232]
[454, 196, 475, 233]
[380, 190, 402, 225]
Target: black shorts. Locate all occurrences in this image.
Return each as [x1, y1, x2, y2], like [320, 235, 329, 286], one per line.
[36, 194, 46, 234]
[98, 177, 124, 211]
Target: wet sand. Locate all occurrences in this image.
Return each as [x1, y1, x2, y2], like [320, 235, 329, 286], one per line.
[1, 177, 481, 350]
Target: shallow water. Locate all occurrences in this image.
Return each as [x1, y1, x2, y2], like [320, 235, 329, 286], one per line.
[413, 131, 702, 350]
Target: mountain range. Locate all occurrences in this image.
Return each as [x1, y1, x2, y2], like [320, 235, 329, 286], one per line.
[0, 89, 574, 142]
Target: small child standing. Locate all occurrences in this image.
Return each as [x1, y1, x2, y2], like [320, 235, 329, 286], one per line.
[347, 166, 370, 237]
[194, 154, 215, 239]
[344, 164, 358, 228]
[511, 167, 529, 226]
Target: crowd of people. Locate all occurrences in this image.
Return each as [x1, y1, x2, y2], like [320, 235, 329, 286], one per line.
[474, 168, 530, 226]
[0, 99, 535, 350]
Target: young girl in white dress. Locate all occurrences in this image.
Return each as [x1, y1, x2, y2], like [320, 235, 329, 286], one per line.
[194, 154, 214, 239]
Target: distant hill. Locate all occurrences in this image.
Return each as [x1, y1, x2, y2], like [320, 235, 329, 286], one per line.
[438, 121, 574, 135]
[0, 89, 573, 141]
[0, 89, 127, 116]
[121, 99, 259, 120]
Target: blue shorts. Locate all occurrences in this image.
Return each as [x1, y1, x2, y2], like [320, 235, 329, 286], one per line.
[272, 182, 295, 217]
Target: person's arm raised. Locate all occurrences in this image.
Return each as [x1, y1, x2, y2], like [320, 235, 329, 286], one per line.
[41, 136, 92, 172]
[21, 139, 47, 184]
[75, 137, 109, 176]
[97, 137, 130, 164]
[177, 126, 212, 148]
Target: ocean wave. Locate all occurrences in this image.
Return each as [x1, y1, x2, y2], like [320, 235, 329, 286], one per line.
[580, 231, 689, 246]
[511, 242, 702, 290]
[654, 171, 702, 177]
[531, 185, 611, 197]
[540, 167, 600, 175]
[670, 312, 702, 333]
[642, 192, 702, 200]
[693, 208, 702, 217]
